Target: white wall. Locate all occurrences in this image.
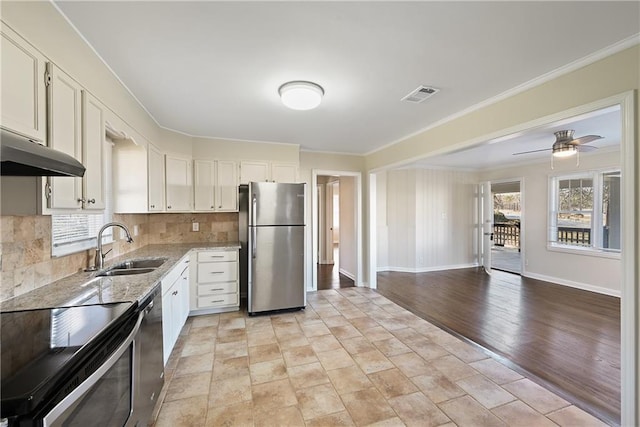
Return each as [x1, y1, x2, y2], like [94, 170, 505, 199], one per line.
[339, 176, 356, 279]
[384, 168, 478, 272]
[376, 171, 388, 269]
[479, 149, 622, 295]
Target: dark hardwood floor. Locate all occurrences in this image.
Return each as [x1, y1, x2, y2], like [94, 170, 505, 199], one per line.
[317, 263, 355, 290]
[377, 268, 621, 425]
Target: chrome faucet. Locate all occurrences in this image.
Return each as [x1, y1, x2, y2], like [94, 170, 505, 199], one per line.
[94, 222, 134, 270]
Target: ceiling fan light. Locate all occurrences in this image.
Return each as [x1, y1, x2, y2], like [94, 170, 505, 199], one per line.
[279, 81, 324, 110]
[552, 144, 577, 158]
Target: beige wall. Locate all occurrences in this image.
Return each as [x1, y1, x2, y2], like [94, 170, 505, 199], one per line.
[193, 137, 298, 163]
[366, 46, 639, 171]
[338, 176, 356, 279]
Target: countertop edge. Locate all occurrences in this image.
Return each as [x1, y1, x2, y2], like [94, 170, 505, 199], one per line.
[1, 242, 242, 312]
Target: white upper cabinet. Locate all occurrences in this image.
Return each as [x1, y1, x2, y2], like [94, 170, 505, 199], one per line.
[46, 63, 83, 210]
[81, 91, 106, 210]
[271, 163, 298, 183]
[0, 25, 47, 142]
[239, 161, 298, 184]
[148, 144, 165, 211]
[216, 160, 238, 211]
[165, 154, 192, 212]
[193, 160, 238, 212]
[239, 161, 269, 184]
[193, 159, 215, 211]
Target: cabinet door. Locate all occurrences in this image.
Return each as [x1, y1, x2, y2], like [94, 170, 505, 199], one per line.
[81, 91, 105, 210]
[165, 155, 192, 211]
[0, 26, 47, 142]
[271, 163, 297, 183]
[161, 288, 173, 366]
[178, 267, 190, 325]
[193, 160, 215, 211]
[147, 144, 165, 211]
[216, 161, 238, 211]
[46, 64, 82, 210]
[240, 161, 269, 184]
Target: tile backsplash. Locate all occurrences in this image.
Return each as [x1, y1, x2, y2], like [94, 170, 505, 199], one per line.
[0, 212, 238, 303]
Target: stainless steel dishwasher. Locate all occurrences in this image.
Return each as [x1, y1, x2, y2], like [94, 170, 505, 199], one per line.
[129, 286, 164, 427]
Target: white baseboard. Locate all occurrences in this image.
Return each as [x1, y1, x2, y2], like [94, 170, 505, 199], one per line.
[339, 268, 356, 281]
[523, 271, 621, 298]
[377, 263, 479, 273]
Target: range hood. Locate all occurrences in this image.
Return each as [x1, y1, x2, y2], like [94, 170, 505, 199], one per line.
[0, 129, 85, 177]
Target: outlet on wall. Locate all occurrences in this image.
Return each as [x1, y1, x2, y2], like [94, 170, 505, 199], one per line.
[192, 222, 199, 232]
[133, 225, 139, 236]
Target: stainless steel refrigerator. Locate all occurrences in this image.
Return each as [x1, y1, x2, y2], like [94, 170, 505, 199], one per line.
[239, 182, 306, 315]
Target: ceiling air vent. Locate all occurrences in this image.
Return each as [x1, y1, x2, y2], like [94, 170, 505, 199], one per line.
[401, 85, 440, 103]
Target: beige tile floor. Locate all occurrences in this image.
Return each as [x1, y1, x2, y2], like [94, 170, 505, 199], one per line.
[153, 288, 609, 427]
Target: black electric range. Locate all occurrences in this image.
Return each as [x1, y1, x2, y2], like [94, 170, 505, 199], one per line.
[0, 302, 138, 423]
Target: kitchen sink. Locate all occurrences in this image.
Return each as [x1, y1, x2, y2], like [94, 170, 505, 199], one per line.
[98, 268, 156, 277]
[96, 257, 168, 277]
[111, 258, 167, 270]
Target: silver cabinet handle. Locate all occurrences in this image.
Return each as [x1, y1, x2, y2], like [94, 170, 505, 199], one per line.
[211, 299, 224, 303]
[210, 271, 224, 274]
[87, 198, 96, 204]
[210, 255, 224, 258]
[167, 205, 172, 209]
[77, 198, 85, 203]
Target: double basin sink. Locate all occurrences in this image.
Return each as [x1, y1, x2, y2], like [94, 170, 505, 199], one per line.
[97, 257, 168, 277]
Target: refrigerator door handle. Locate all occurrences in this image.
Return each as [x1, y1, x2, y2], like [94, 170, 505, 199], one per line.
[251, 226, 257, 259]
[252, 194, 257, 226]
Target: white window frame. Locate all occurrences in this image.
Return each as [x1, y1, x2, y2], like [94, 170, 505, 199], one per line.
[548, 167, 621, 258]
[51, 140, 113, 257]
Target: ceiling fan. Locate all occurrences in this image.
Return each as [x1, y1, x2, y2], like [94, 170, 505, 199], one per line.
[513, 130, 603, 158]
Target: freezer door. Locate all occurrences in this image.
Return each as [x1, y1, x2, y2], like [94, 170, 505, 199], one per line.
[248, 225, 305, 314]
[249, 182, 305, 226]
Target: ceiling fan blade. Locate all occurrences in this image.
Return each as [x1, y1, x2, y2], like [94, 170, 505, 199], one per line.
[571, 135, 602, 145]
[576, 145, 598, 152]
[512, 148, 552, 156]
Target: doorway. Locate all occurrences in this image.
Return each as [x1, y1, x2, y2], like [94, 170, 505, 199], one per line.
[312, 171, 362, 291]
[491, 180, 522, 274]
[316, 176, 354, 289]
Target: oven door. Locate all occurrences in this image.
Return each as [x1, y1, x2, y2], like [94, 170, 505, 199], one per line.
[42, 313, 143, 427]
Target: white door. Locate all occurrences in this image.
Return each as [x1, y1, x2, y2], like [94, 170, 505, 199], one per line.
[480, 181, 493, 274]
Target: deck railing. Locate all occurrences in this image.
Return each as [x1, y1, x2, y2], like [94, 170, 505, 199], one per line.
[493, 223, 520, 249]
[557, 227, 591, 246]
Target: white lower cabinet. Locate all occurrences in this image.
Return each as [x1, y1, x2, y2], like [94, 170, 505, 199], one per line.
[190, 249, 239, 314]
[161, 256, 190, 365]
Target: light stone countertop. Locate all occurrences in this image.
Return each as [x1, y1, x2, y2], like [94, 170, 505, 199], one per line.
[0, 242, 241, 312]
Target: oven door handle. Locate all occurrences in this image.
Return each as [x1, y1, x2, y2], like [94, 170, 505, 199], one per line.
[42, 312, 144, 427]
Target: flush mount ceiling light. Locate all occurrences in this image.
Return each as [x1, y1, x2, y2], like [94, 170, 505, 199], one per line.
[278, 81, 324, 110]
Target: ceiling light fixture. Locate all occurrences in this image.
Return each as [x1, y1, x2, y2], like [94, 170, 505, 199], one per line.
[552, 142, 578, 158]
[279, 81, 324, 110]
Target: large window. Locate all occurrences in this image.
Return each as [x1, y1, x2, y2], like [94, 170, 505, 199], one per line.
[549, 169, 621, 253]
[51, 141, 113, 257]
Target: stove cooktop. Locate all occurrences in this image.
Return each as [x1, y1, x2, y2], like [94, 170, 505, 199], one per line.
[0, 302, 137, 419]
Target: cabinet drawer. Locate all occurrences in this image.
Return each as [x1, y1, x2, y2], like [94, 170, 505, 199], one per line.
[197, 261, 237, 283]
[197, 250, 237, 263]
[197, 293, 238, 308]
[197, 281, 237, 296]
